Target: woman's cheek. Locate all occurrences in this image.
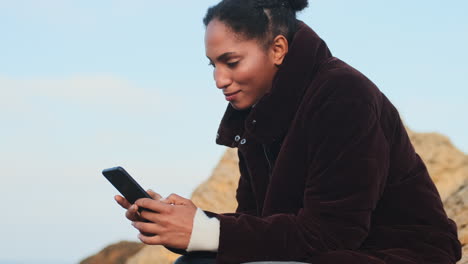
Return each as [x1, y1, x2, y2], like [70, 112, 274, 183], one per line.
[236, 63, 259, 86]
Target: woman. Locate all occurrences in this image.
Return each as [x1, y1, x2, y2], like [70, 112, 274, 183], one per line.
[115, 0, 462, 263]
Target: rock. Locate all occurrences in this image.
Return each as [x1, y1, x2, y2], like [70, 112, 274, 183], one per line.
[459, 245, 468, 264]
[80, 241, 145, 264]
[407, 129, 468, 202]
[126, 245, 179, 264]
[445, 180, 468, 244]
[190, 148, 239, 213]
[444, 180, 468, 264]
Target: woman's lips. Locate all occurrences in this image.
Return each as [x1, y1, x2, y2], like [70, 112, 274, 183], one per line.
[225, 90, 241, 101]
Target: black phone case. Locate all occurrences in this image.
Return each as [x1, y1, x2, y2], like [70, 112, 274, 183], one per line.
[102, 166, 152, 204]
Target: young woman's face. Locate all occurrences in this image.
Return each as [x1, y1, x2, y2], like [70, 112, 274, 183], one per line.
[205, 19, 279, 110]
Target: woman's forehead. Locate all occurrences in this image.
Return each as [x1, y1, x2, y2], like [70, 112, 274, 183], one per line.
[205, 20, 260, 58]
[205, 20, 241, 46]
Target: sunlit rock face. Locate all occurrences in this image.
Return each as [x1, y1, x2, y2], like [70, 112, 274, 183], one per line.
[126, 245, 180, 264]
[81, 128, 468, 264]
[444, 181, 468, 264]
[407, 129, 468, 202]
[190, 148, 239, 213]
[79, 241, 145, 264]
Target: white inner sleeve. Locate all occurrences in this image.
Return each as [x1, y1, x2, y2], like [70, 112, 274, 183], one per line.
[186, 208, 220, 252]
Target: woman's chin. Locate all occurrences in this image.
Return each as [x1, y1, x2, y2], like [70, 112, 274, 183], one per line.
[230, 101, 253, 111]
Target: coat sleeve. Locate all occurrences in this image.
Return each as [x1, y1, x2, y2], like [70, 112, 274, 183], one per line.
[206, 100, 390, 263]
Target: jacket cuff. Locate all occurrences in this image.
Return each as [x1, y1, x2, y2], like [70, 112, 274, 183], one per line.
[186, 208, 220, 252]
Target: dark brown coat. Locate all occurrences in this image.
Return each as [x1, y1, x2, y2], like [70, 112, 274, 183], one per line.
[205, 21, 461, 264]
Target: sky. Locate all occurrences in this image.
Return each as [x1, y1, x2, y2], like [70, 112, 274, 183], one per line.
[0, 0, 467, 263]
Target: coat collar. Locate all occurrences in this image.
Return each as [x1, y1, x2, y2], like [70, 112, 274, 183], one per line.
[215, 21, 332, 147]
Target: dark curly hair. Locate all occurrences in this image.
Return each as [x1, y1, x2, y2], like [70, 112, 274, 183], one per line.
[203, 0, 309, 48]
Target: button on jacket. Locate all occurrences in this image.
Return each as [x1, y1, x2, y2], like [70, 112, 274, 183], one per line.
[204, 21, 462, 264]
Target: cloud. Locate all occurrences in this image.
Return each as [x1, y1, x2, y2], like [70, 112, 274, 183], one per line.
[0, 74, 160, 115]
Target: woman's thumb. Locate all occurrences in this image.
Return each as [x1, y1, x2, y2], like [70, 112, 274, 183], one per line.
[147, 189, 162, 200]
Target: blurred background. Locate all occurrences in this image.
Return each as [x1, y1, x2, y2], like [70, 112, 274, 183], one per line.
[0, 0, 467, 263]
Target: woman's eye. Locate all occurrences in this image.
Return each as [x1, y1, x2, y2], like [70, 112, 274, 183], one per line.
[208, 62, 215, 68]
[227, 61, 239, 68]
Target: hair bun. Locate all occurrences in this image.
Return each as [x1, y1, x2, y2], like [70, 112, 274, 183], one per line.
[286, 0, 308, 11]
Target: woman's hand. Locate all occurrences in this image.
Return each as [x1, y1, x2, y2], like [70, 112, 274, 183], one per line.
[131, 193, 197, 250]
[114, 190, 162, 222]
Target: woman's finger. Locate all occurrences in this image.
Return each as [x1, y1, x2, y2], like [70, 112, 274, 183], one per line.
[132, 221, 164, 235]
[161, 193, 187, 205]
[135, 198, 171, 214]
[115, 195, 132, 209]
[147, 189, 162, 200]
[126, 204, 142, 221]
[139, 208, 165, 224]
[137, 233, 163, 245]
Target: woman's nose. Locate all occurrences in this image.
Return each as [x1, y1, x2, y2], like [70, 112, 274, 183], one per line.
[214, 68, 232, 89]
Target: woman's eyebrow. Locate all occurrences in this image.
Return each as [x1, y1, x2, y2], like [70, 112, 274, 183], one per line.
[206, 52, 237, 63]
[206, 52, 236, 61]
[217, 52, 236, 61]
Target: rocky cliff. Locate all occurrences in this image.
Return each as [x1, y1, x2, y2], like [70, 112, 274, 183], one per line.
[80, 241, 145, 264]
[81, 128, 468, 264]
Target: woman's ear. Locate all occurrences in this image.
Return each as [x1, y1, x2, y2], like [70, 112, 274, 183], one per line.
[270, 35, 289, 66]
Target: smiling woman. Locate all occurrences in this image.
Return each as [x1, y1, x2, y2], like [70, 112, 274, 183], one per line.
[114, 0, 462, 263]
[205, 19, 284, 110]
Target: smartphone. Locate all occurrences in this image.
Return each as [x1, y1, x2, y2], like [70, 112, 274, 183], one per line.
[102, 166, 152, 204]
[103, 166, 188, 255]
